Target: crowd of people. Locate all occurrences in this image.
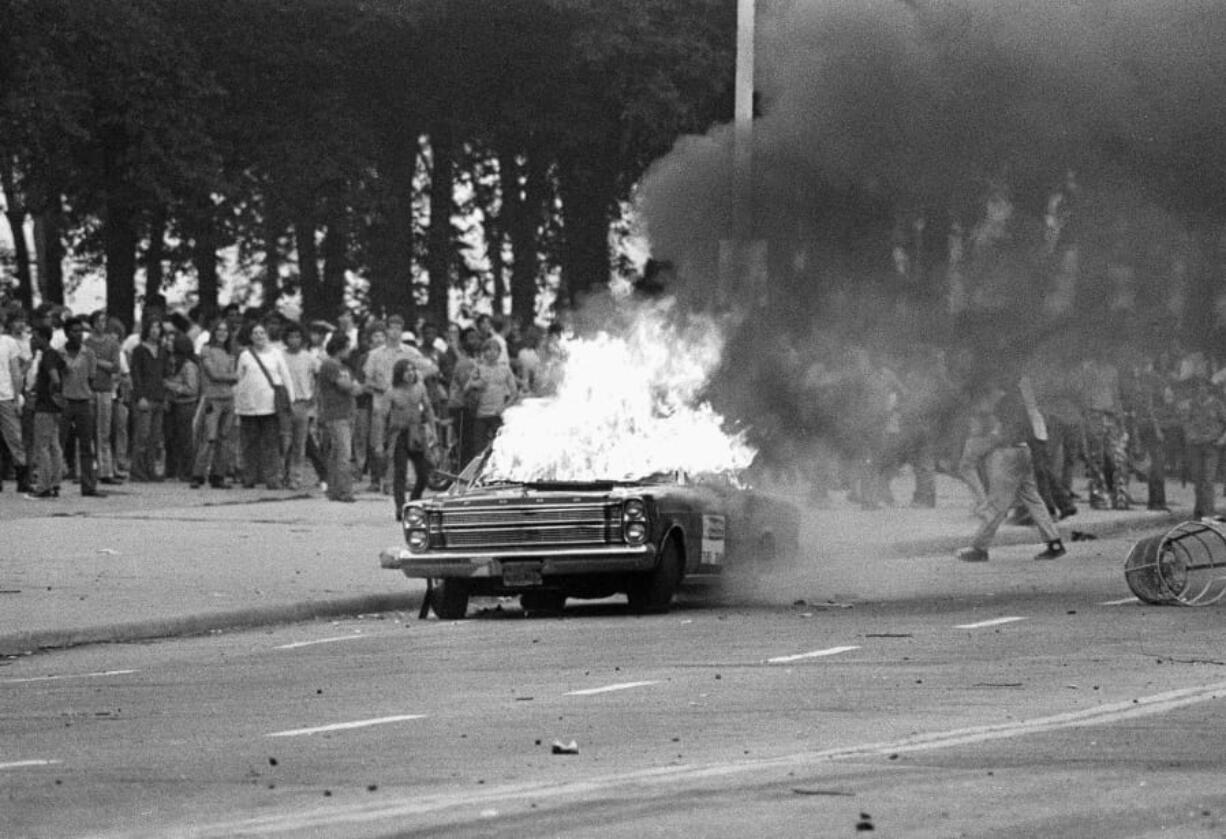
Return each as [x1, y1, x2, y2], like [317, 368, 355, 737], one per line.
[3, 295, 1224, 542]
[749, 333, 1226, 557]
[0, 297, 563, 518]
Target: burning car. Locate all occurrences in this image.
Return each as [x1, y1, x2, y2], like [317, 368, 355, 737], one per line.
[379, 453, 801, 619]
[378, 303, 797, 619]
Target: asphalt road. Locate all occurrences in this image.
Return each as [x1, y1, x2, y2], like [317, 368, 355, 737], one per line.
[3, 528, 1225, 839]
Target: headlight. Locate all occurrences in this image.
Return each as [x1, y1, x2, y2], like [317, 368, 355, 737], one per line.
[404, 506, 427, 527]
[625, 522, 648, 545]
[623, 499, 646, 521]
[407, 530, 429, 552]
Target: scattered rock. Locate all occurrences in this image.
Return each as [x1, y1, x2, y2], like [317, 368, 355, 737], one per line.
[855, 812, 875, 831]
[551, 740, 579, 755]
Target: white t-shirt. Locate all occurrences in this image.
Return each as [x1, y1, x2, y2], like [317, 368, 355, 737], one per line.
[0, 334, 21, 400]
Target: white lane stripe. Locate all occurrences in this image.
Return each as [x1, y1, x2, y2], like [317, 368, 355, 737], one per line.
[1101, 596, 1140, 606]
[275, 635, 367, 650]
[566, 681, 659, 696]
[955, 616, 1027, 629]
[0, 760, 61, 770]
[767, 646, 860, 664]
[267, 714, 426, 738]
[196, 680, 1226, 836]
[1, 669, 138, 685]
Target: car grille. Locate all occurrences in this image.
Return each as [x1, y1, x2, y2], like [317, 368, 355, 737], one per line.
[435, 502, 624, 550]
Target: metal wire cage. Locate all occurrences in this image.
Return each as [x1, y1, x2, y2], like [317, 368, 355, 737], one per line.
[1124, 520, 1226, 606]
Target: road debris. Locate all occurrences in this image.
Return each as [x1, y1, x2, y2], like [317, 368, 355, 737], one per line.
[551, 740, 579, 755]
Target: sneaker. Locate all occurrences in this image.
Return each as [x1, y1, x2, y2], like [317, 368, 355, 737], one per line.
[99, 476, 123, 485]
[1034, 542, 1067, 560]
[189, 477, 204, 489]
[24, 489, 56, 500]
[955, 546, 989, 562]
[81, 489, 108, 498]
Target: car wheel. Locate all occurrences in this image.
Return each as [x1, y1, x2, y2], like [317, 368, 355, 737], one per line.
[521, 590, 567, 616]
[627, 537, 682, 614]
[431, 579, 470, 619]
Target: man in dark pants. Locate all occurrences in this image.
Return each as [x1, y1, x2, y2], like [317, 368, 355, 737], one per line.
[59, 317, 104, 497]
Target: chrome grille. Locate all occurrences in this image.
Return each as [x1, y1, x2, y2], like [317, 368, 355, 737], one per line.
[435, 502, 623, 550]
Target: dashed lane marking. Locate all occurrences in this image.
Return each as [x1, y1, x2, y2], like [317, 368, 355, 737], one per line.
[275, 635, 368, 650]
[266, 714, 427, 738]
[193, 679, 1226, 837]
[0, 760, 61, 770]
[1101, 596, 1140, 606]
[954, 616, 1027, 629]
[1, 669, 138, 685]
[767, 646, 860, 664]
[566, 681, 660, 696]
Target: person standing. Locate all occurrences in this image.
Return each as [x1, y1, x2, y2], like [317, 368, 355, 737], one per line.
[85, 310, 122, 485]
[191, 319, 238, 489]
[162, 334, 201, 481]
[234, 323, 296, 489]
[0, 309, 32, 493]
[447, 326, 482, 469]
[955, 377, 1067, 563]
[129, 318, 168, 482]
[317, 333, 361, 503]
[26, 326, 66, 499]
[386, 359, 437, 519]
[362, 314, 438, 492]
[280, 322, 321, 490]
[58, 316, 103, 497]
[465, 338, 518, 452]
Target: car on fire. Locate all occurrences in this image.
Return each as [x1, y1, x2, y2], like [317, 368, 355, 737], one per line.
[379, 451, 802, 619]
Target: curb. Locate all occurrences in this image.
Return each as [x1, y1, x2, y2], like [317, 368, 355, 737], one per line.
[0, 591, 422, 657]
[887, 509, 1183, 559]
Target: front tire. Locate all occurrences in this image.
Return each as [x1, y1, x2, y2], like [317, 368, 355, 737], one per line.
[431, 579, 470, 619]
[627, 538, 682, 614]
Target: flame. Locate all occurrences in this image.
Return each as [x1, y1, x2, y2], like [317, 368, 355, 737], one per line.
[484, 302, 755, 482]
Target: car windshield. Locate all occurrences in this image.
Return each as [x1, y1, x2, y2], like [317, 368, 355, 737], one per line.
[455, 449, 686, 493]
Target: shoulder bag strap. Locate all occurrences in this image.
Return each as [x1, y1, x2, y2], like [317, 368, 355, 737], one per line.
[246, 348, 278, 389]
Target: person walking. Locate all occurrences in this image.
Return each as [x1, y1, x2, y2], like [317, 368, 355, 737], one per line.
[191, 319, 238, 489]
[955, 376, 1067, 562]
[234, 323, 296, 489]
[1176, 371, 1226, 520]
[386, 358, 436, 519]
[318, 332, 361, 503]
[129, 318, 168, 482]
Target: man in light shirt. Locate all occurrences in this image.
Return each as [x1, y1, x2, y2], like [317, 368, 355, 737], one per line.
[0, 309, 32, 493]
[362, 313, 438, 491]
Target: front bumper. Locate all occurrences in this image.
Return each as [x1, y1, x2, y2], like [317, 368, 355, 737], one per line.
[378, 544, 656, 578]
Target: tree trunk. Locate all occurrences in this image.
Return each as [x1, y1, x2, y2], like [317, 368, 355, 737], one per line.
[263, 196, 283, 307]
[502, 145, 543, 328]
[192, 203, 220, 316]
[557, 151, 615, 309]
[0, 163, 33, 309]
[424, 125, 453, 329]
[38, 201, 66, 306]
[316, 205, 347, 322]
[105, 196, 139, 330]
[295, 215, 320, 319]
[144, 209, 167, 302]
[370, 133, 418, 319]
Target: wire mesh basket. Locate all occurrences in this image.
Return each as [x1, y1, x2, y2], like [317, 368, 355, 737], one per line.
[1124, 520, 1226, 606]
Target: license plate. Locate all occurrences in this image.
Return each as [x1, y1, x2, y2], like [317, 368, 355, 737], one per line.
[502, 565, 543, 587]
